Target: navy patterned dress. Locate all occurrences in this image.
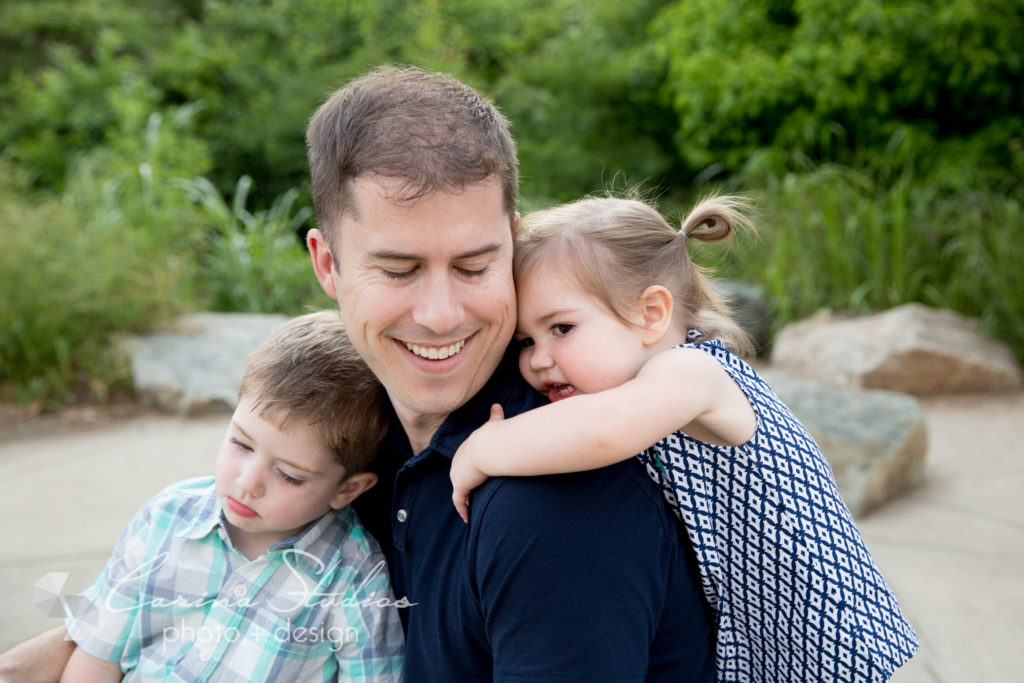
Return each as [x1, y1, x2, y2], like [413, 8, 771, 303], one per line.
[637, 339, 919, 682]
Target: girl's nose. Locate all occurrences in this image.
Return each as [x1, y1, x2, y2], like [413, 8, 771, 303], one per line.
[528, 346, 554, 371]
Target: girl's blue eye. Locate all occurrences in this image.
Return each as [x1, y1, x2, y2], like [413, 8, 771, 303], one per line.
[518, 337, 535, 348]
[552, 324, 574, 336]
[277, 470, 303, 486]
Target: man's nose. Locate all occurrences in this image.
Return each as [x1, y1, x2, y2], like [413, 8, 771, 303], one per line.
[410, 273, 465, 333]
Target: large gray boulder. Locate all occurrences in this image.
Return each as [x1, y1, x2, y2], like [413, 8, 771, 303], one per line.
[715, 280, 773, 356]
[771, 303, 1023, 395]
[119, 313, 289, 416]
[761, 369, 927, 517]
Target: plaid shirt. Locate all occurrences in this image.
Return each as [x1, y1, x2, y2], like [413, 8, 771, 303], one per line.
[66, 477, 405, 682]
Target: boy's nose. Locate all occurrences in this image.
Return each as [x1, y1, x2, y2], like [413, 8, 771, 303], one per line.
[236, 463, 265, 499]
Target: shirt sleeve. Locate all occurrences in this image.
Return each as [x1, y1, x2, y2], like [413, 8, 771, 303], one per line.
[65, 500, 155, 668]
[327, 550, 406, 682]
[468, 461, 713, 682]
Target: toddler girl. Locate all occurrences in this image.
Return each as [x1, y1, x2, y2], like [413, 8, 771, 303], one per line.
[450, 194, 919, 682]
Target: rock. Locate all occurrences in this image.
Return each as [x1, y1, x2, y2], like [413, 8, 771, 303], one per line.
[715, 280, 773, 355]
[771, 303, 1024, 395]
[118, 313, 289, 416]
[760, 369, 927, 518]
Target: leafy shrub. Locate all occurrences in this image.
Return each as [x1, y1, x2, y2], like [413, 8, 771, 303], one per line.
[175, 175, 331, 314]
[652, 0, 1024, 176]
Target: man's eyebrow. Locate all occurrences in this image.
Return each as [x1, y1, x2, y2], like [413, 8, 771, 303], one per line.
[368, 243, 504, 261]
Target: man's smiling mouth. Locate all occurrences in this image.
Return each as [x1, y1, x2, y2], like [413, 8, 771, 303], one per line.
[404, 339, 467, 360]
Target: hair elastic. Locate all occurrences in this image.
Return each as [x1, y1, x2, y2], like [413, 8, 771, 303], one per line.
[679, 227, 688, 240]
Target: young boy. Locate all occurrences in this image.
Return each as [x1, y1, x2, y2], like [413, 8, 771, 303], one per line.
[61, 311, 405, 682]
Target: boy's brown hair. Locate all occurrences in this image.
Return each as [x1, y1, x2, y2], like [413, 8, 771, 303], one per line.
[239, 311, 387, 477]
[306, 64, 519, 248]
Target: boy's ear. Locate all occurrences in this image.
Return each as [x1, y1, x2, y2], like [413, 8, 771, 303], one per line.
[330, 471, 378, 510]
[307, 228, 339, 301]
[638, 285, 673, 346]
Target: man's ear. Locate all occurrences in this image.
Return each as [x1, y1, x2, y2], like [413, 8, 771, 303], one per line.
[511, 211, 520, 239]
[638, 285, 674, 347]
[307, 228, 339, 301]
[330, 472, 378, 510]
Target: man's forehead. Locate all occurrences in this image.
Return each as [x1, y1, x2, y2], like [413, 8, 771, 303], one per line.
[333, 175, 511, 254]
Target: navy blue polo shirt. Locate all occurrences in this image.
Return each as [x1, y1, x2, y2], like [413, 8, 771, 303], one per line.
[353, 346, 714, 682]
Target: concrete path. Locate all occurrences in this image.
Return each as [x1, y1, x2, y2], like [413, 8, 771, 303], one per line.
[1, 393, 1022, 681]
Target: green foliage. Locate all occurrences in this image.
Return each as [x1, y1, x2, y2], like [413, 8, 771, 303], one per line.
[712, 160, 1024, 359]
[174, 175, 331, 314]
[652, 0, 1024, 176]
[1, 0, 1022, 403]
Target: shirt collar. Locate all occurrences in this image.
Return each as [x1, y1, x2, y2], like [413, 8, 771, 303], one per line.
[175, 483, 224, 541]
[418, 342, 543, 461]
[173, 480, 356, 575]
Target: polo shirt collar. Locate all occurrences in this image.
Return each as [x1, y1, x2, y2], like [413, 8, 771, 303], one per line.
[420, 342, 542, 461]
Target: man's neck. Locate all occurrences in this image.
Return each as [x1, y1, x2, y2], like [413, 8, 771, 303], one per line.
[394, 408, 448, 455]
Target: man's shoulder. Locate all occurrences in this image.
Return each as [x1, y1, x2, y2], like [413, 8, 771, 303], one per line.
[470, 458, 677, 541]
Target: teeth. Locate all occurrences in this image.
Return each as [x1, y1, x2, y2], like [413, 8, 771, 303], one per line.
[404, 339, 466, 360]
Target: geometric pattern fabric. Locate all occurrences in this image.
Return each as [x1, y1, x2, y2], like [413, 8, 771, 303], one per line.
[637, 339, 919, 682]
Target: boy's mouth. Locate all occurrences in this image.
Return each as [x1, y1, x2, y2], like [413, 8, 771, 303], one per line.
[543, 382, 578, 402]
[226, 497, 259, 519]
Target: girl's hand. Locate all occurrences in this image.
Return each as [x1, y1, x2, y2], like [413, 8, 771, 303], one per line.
[451, 403, 505, 523]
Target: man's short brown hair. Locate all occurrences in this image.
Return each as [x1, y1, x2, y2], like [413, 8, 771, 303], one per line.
[306, 65, 518, 244]
[238, 311, 387, 477]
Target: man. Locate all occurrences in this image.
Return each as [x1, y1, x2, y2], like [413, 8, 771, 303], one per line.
[0, 66, 714, 682]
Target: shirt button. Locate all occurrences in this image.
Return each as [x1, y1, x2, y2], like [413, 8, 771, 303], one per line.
[233, 584, 248, 599]
[396, 509, 408, 523]
[198, 649, 213, 662]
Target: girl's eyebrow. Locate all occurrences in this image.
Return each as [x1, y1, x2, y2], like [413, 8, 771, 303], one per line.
[369, 243, 503, 261]
[537, 308, 580, 324]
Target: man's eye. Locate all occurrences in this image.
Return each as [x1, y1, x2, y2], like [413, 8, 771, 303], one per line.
[382, 268, 416, 280]
[552, 324, 574, 336]
[456, 265, 489, 278]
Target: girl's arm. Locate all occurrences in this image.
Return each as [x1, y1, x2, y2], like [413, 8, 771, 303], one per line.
[450, 347, 755, 521]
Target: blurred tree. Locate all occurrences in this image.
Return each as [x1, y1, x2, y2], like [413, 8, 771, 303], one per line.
[652, 0, 1024, 181]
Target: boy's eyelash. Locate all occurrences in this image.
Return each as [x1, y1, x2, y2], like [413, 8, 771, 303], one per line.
[231, 437, 252, 451]
[277, 470, 303, 486]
